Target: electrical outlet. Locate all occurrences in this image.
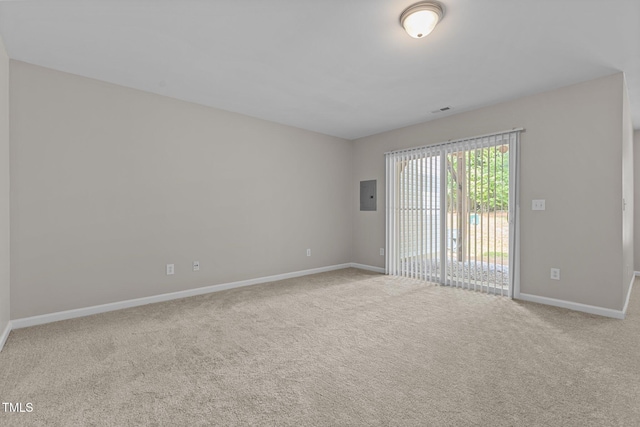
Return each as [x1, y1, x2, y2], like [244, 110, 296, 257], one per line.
[550, 268, 560, 280]
[193, 261, 200, 271]
[166, 264, 174, 275]
[380, 248, 385, 256]
[306, 249, 311, 257]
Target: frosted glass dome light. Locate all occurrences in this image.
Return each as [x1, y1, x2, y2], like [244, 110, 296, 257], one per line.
[400, 2, 444, 39]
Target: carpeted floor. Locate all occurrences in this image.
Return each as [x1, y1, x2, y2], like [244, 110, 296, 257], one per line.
[1, 268, 639, 426]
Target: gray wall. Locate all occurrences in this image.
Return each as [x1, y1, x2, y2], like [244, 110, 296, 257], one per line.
[353, 73, 628, 311]
[622, 77, 634, 299]
[0, 38, 9, 333]
[634, 130, 640, 271]
[10, 61, 353, 319]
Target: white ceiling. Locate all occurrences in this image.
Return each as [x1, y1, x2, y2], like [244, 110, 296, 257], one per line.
[0, 0, 639, 140]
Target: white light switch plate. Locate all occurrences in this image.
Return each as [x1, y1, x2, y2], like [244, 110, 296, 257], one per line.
[532, 200, 545, 211]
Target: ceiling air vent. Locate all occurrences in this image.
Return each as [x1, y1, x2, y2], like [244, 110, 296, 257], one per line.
[431, 106, 452, 114]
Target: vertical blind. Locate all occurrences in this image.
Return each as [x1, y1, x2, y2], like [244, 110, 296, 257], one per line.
[385, 129, 521, 296]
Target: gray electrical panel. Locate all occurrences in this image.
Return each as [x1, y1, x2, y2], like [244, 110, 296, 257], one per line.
[360, 180, 376, 211]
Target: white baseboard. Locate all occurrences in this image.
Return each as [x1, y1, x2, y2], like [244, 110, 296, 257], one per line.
[7, 264, 632, 334]
[349, 263, 385, 274]
[517, 293, 625, 319]
[11, 263, 354, 330]
[0, 321, 11, 352]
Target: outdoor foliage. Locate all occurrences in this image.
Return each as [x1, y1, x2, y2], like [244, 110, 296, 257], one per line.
[447, 146, 509, 212]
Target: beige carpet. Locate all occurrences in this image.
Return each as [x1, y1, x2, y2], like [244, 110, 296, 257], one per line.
[1, 268, 639, 426]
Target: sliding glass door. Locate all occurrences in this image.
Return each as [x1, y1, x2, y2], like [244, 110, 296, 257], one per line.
[386, 130, 520, 296]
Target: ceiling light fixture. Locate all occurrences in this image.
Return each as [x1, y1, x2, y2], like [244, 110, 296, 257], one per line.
[400, 1, 444, 39]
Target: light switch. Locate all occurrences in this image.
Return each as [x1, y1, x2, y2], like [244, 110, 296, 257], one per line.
[532, 200, 545, 211]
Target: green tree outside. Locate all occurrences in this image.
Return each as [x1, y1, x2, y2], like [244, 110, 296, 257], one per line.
[446, 146, 509, 212]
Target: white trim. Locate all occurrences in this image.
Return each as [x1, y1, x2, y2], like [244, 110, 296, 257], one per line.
[518, 293, 625, 319]
[11, 263, 353, 329]
[512, 204, 521, 298]
[350, 263, 385, 274]
[0, 321, 11, 352]
[623, 273, 636, 315]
